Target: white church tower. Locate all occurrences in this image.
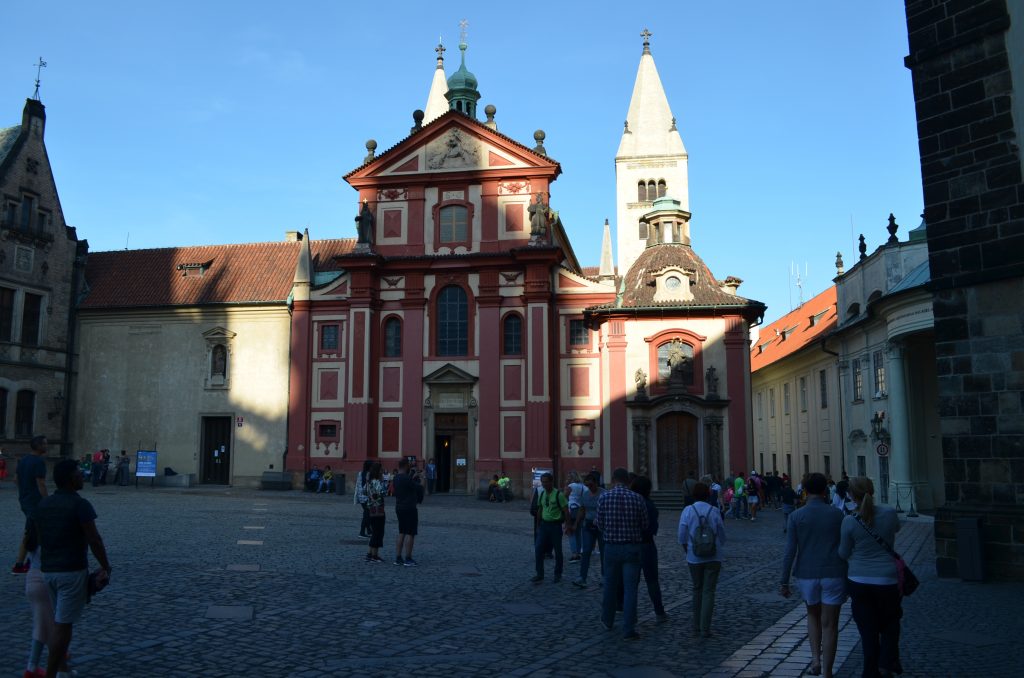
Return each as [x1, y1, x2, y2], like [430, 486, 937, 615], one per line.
[615, 29, 689, 275]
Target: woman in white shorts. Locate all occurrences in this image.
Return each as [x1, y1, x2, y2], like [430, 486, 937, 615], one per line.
[779, 472, 847, 677]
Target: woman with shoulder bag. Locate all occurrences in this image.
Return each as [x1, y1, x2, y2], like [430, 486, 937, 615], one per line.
[838, 477, 904, 677]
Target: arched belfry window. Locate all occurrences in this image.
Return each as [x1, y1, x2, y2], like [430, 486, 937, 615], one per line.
[503, 313, 522, 355]
[647, 180, 657, 201]
[637, 181, 647, 202]
[383, 317, 402, 358]
[437, 285, 468, 356]
[657, 179, 667, 198]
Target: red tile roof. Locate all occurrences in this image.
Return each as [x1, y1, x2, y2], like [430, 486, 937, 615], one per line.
[750, 285, 837, 372]
[82, 238, 355, 309]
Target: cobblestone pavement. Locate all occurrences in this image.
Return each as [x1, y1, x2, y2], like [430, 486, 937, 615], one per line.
[1, 485, 1018, 677]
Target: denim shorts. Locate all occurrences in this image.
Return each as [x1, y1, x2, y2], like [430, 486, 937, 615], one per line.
[44, 570, 89, 624]
[795, 576, 847, 606]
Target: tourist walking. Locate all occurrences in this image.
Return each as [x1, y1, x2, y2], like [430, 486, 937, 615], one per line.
[731, 472, 749, 519]
[780, 472, 847, 678]
[594, 467, 648, 640]
[12, 436, 49, 574]
[572, 471, 604, 589]
[356, 460, 372, 538]
[839, 477, 904, 677]
[425, 458, 436, 495]
[678, 482, 726, 638]
[531, 472, 570, 583]
[631, 476, 667, 620]
[364, 463, 387, 562]
[565, 471, 585, 560]
[31, 458, 112, 678]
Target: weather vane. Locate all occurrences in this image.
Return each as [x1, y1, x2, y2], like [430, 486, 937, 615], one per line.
[459, 19, 469, 44]
[33, 56, 47, 100]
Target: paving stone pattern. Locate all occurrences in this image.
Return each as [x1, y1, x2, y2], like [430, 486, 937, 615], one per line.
[1, 486, 1018, 677]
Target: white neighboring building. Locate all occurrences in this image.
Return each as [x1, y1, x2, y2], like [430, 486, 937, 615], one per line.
[828, 216, 943, 512]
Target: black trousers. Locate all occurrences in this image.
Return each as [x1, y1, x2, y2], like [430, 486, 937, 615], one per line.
[360, 503, 370, 535]
[847, 579, 902, 677]
[534, 521, 563, 577]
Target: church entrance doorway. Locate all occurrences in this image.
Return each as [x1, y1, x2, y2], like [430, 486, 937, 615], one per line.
[655, 411, 699, 490]
[434, 413, 468, 493]
[200, 416, 232, 484]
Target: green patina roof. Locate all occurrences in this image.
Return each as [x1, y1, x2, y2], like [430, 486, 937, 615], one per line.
[446, 43, 478, 92]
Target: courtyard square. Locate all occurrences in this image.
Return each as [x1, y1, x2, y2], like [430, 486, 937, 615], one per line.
[2, 486, 1020, 677]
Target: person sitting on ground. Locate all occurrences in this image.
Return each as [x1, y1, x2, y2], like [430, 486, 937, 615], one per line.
[317, 466, 335, 493]
[498, 472, 512, 501]
[487, 475, 502, 502]
[305, 465, 322, 492]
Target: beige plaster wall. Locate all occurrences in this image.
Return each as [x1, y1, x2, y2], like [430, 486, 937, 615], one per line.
[72, 305, 290, 487]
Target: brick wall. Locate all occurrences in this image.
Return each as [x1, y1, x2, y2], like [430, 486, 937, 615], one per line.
[904, 0, 1024, 579]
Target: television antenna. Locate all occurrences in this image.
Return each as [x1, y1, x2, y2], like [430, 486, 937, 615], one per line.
[791, 261, 808, 309]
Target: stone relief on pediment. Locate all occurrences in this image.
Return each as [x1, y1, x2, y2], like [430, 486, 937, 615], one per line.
[426, 129, 481, 170]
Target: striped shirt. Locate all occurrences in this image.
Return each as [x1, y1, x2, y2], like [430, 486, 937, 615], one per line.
[594, 485, 649, 544]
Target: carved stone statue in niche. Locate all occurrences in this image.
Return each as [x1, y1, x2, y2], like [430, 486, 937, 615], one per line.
[666, 339, 690, 387]
[705, 365, 719, 398]
[355, 200, 375, 247]
[528, 192, 551, 242]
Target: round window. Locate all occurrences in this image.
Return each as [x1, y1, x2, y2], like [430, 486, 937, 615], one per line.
[665, 275, 682, 291]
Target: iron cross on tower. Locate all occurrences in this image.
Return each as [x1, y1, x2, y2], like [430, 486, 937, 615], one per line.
[32, 56, 47, 100]
[459, 19, 469, 44]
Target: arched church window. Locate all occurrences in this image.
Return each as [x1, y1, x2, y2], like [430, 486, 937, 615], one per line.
[657, 340, 694, 385]
[15, 389, 35, 437]
[638, 221, 648, 240]
[657, 179, 667, 198]
[503, 313, 522, 355]
[437, 285, 468, 356]
[383, 317, 402, 357]
[637, 181, 647, 202]
[647, 180, 657, 201]
[439, 205, 468, 243]
[211, 344, 227, 378]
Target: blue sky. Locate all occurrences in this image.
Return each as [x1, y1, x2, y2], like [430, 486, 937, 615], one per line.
[1, 1, 921, 324]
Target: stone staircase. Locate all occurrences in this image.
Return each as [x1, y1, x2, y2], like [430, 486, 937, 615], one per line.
[650, 489, 687, 512]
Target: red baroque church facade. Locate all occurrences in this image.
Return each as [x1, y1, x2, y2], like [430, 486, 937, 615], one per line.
[283, 37, 765, 494]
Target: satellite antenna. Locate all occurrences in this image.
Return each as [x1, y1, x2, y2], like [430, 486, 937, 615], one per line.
[791, 261, 808, 309]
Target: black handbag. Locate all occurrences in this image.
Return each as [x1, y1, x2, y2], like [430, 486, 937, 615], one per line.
[854, 515, 919, 597]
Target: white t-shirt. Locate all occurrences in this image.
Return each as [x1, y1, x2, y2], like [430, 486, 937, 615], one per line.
[567, 482, 585, 509]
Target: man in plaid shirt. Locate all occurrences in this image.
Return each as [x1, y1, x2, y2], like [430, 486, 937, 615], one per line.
[594, 467, 649, 639]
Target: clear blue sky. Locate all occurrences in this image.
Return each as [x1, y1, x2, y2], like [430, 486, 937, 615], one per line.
[1, 1, 921, 324]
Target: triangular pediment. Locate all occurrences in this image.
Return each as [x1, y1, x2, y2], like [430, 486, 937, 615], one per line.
[202, 326, 237, 341]
[423, 363, 478, 385]
[346, 111, 560, 182]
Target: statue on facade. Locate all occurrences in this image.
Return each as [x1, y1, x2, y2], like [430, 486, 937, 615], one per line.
[528, 192, 550, 242]
[666, 339, 690, 386]
[705, 365, 719, 399]
[355, 200, 375, 249]
[634, 368, 648, 399]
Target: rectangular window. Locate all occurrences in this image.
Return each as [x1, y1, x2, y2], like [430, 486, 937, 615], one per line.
[759, 453, 764, 473]
[318, 423, 338, 439]
[769, 388, 776, 418]
[799, 377, 808, 412]
[852, 358, 863, 401]
[819, 369, 828, 409]
[20, 196, 34, 231]
[21, 293, 42, 346]
[0, 287, 14, 341]
[786, 454, 792, 478]
[15, 390, 34, 437]
[320, 324, 339, 351]
[771, 453, 777, 473]
[823, 455, 831, 477]
[568, 319, 588, 347]
[0, 388, 7, 436]
[638, 222, 648, 240]
[783, 383, 791, 415]
[439, 205, 468, 243]
[756, 392, 763, 420]
[857, 455, 867, 477]
[4, 202, 16, 228]
[873, 350, 886, 396]
[803, 454, 810, 475]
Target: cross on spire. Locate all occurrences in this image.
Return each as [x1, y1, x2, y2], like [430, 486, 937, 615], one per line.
[32, 56, 47, 100]
[459, 19, 469, 45]
[641, 27, 652, 54]
[435, 41, 446, 67]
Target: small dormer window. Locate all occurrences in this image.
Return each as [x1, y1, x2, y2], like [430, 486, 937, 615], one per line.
[665, 275, 682, 291]
[653, 267, 695, 303]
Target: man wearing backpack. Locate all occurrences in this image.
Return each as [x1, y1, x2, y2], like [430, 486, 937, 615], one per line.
[678, 482, 726, 638]
[531, 472, 571, 583]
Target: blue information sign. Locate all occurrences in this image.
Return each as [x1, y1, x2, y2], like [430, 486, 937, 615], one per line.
[136, 450, 158, 478]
